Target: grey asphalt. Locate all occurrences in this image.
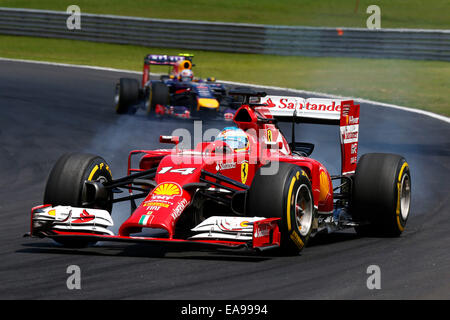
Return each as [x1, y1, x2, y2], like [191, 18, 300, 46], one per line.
[0, 60, 449, 299]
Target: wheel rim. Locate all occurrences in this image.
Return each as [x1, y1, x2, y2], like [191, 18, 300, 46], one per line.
[400, 174, 411, 220]
[294, 184, 313, 236]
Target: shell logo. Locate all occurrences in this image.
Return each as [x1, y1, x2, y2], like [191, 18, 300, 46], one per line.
[240, 221, 250, 227]
[153, 183, 182, 196]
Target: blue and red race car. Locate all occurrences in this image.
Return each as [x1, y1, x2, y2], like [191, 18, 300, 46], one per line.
[115, 54, 235, 119]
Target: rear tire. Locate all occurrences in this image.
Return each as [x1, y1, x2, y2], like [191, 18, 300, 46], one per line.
[43, 153, 114, 247]
[352, 153, 411, 237]
[248, 162, 314, 255]
[115, 78, 139, 114]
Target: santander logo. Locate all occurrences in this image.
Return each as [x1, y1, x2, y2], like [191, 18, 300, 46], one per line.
[299, 101, 341, 112]
[262, 97, 341, 112]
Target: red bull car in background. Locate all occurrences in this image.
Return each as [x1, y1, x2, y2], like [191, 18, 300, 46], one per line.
[114, 54, 236, 120]
[29, 89, 411, 255]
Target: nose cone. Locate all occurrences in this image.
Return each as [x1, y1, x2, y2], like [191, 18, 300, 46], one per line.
[198, 98, 219, 109]
[118, 182, 191, 238]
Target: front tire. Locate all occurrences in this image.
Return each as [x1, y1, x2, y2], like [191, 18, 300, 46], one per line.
[43, 153, 114, 247]
[248, 162, 315, 255]
[352, 153, 411, 237]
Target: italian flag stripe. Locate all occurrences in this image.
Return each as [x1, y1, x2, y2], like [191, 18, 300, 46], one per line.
[139, 215, 150, 225]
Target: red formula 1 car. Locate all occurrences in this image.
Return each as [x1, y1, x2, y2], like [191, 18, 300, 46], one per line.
[28, 90, 411, 255]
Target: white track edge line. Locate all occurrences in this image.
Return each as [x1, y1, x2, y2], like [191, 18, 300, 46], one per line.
[1, 57, 448, 124]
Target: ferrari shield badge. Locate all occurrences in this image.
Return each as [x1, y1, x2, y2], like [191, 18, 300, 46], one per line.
[241, 162, 249, 184]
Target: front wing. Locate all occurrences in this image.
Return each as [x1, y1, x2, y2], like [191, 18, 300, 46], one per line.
[29, 205, 281, 252]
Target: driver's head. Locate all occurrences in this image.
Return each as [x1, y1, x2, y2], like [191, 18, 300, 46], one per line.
[179, 69, 194, 82]
[216, 127, 249, 152]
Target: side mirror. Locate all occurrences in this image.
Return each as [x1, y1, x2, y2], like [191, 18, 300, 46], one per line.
[159, 135, 180, 145]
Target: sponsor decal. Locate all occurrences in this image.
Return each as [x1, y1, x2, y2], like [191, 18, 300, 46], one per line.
[349, 115, 359, 125]
[265, 98, 276, 108]
[340, 124, 359, 144]
[72, 209, 95, 224]
[171, 199, 189, 220]
[254, 225, 270, 238]
[143, 201, 170, 208]
[149, 54, 184, 63]
[149, 195, 176, 202]
[153, 183, 182, 197]
[240, 221, 250, 227]
[299, 101, 341, 112]
[215, 162, 236, 171]
[263, 97, 341, 112]
[241, 161, 249, 184]
[264, 97, 297, 109]
[341, 104, 350, 117]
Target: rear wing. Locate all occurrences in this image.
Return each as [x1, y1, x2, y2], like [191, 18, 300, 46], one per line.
[259, 96, 360, 176]
[144, 54, 192, 66]
[142, 54, 194, 86]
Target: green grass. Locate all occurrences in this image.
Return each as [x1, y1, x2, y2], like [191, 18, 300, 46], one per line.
[2, 0, 450, 29]
[1, 35, 449, 116]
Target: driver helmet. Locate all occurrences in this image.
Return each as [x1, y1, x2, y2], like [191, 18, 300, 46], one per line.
[216, 127, 249, 152]
[179, 69, 194, 82]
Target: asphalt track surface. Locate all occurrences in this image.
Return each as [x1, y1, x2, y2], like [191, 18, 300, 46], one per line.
[0, 60, 449, 300]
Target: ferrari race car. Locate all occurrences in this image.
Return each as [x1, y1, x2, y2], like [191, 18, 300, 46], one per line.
[114, 54, 235, 120]
[29, 90, 411, 255]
